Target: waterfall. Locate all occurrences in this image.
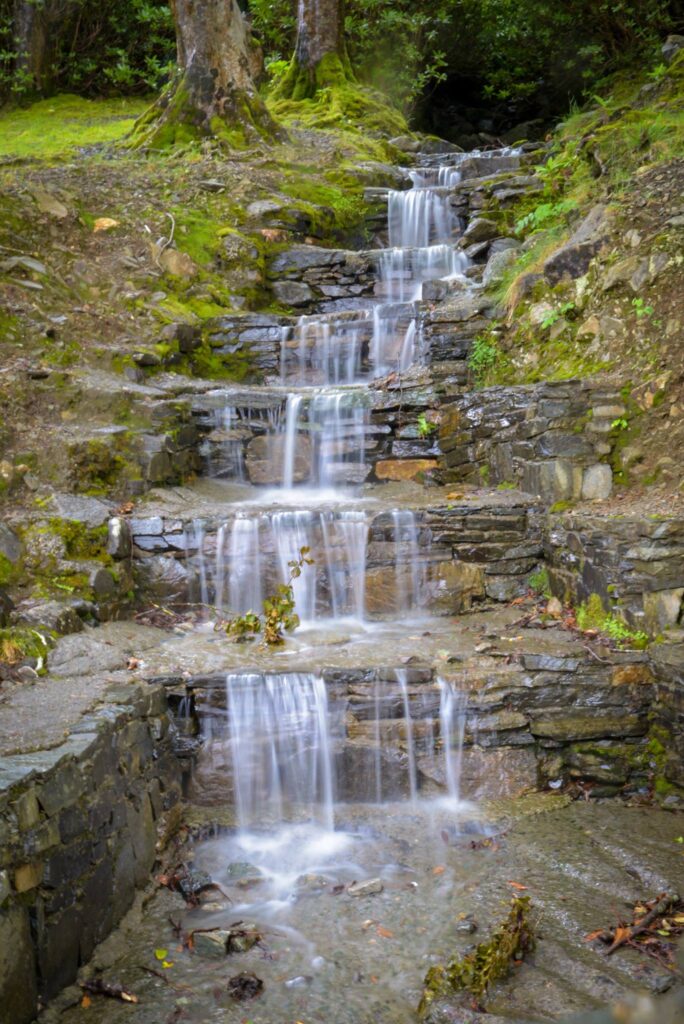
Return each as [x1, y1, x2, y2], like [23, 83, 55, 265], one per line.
[225, 672, 335, 829]
[391, 509, 428, 613]
[202, 670, 467, 826]
[280, 391, 369, 491]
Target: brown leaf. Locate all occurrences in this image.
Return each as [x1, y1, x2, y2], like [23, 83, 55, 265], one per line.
[507, 881, 528, 891]
[607, 925, 632, 951]
[583, 929, 604, 942]
[432, 865, 446, 876]
[376, 925, 394, 939]
[81, 995, 92, 1008]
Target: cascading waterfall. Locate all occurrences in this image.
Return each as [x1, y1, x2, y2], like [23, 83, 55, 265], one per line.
[206, 671, 467, 827]
[191, 508, 430, 623]
[280, 391, 369, 490]
[225, 673, 336, 829]
[277, 163, 469, 385]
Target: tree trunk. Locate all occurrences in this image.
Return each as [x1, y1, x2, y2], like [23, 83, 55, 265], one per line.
[278, 0, 352, 100]
[133, 0, 275, 148]
[12, 0, 54, 93]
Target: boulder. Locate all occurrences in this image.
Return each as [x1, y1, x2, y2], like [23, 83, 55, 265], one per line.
[246, 434, 312, 485]
[662, 34, 684, 64]
[483, 247, 518, 287]
[581, 464, 612, 501]
[0, 523, 21, 564]
[543, 204, 610, 284]
[461, 218, 500, 245]
[374, 458, 438, 481]
[271, 280, 315, 307]
[427, 562, 485, 613]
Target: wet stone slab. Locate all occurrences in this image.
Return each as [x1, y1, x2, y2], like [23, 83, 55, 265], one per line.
[36, 800, 684, 1024]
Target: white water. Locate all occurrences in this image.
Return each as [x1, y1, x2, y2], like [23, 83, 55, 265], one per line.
[211, 670, 467, 828]
[192, 506, 428, 623]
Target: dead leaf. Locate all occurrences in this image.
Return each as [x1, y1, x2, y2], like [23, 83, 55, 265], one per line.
[432, 865, 446, 876]
[507, 881, 528, 891]
[81, 994, 92, 1008]
[93, 217, 119, 233]
[607, 926, 632, 951]
[376, 925, 394, 939]
[583, 929, 605, 942]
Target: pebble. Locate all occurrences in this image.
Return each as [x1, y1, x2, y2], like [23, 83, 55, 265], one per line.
[347, 878, 384, 897]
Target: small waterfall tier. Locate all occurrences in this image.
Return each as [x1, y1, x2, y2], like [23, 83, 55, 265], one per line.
[188, 507, 431, 624]
[197, 671, 467, 826]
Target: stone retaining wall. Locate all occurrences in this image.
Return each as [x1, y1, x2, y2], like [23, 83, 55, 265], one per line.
[0, 683, 181, 1023]
[175, 646, 656, 805]
[546, 512, 684, 633]
[118, 498, 542, 613]
[440, 380, 625, 501]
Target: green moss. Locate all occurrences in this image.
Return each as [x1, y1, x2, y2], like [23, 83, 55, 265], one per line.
[46, 518, 110, 562]
[0, 627, 52, 672]
[549, 500, 572, 513]
[418, 897, 535, 1016]
[0, 553, 20, 588]
[269, 55, 406, 138]
[528, 566, 551, 598]
[0, 94, 150, 161]
[576, 593, 649, 648]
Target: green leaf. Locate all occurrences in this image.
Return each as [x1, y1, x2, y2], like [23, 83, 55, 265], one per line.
[154, 948, 168, 961]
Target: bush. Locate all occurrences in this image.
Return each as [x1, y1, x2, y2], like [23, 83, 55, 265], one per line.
[0, 0, 175, 99]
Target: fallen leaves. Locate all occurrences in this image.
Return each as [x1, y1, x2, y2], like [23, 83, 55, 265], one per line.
[585, 892, 684, 967]
[507, 881, 528, 891]
[432, 865, 446, 876]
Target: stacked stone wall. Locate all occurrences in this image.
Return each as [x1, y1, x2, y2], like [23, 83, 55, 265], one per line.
[0, 683, 181, 1023]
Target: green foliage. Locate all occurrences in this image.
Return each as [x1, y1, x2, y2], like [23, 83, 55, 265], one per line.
[528, 566, 551, 598]
[418, 897, 535, 1015]
[468, 334, 501, 387]
[224, 547, 314, 647]
[541, 302, 576, 330]
[417, 413, 437, 437]
[632, 297, 655, 319]
[1, 0, 174, 99]
[0, 627, 51, 672]
[576, 593, 649, 649]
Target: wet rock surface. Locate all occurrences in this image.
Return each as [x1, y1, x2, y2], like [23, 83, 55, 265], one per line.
[36, 801, 684, 1024]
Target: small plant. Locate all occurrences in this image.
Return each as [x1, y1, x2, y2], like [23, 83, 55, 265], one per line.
[528, 566, 551, 598]
[468, 335, 499, 386]
[576, 593, 648, 649]
[496, 480, 517, 490]
[611, 417, 628, 431]
[223, 547, 314, 647]
[632, 297, 654, 319]
[416, 413, 437, 438]
[541, 301, 576, 330]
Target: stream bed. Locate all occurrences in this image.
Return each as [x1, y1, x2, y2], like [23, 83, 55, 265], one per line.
[43, 800, 683, 1024]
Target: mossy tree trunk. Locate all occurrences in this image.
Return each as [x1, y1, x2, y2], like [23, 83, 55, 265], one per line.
[277, 0, 353, 100]
[132, 0, 276, 149]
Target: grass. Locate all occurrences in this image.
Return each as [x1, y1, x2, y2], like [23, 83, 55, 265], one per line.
[0, 94, 151, 161]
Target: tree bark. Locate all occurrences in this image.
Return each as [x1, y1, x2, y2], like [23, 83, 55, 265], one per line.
[12, 0, 57, 93]
[133, 0, 275, 148]
[278, 0, 352, 100]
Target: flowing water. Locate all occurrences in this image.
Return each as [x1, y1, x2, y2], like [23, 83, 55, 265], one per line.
[48, 145, 684, 1024]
